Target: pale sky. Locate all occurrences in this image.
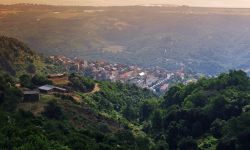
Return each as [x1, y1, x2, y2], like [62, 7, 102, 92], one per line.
[2, 0, 250, 8]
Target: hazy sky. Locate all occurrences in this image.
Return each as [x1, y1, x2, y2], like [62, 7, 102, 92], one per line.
[2, 0, 250, 8]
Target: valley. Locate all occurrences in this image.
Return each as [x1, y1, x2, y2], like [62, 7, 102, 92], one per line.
[0, 3, 250, 150]
[0, 31, 249, 150]
[1, 4, 250, 75]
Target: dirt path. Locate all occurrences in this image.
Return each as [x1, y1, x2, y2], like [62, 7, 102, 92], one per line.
[89, 83, 100, 94]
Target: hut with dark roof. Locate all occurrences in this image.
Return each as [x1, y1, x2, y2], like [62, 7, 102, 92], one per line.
[23, 91, 40, 102]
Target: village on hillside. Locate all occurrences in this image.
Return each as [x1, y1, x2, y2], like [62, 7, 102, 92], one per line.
[48, 55, 199, 94]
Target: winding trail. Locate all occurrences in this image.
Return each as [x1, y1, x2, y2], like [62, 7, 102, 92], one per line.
[90, 83, 100, 94]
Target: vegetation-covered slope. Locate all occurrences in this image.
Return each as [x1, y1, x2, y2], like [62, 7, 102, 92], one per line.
[1, 66, 250, 149]
[0, 36, 45, 75]
[0, 69, 158, 150]
[0, 36, 250, 149]
[139, 70, 250, 150]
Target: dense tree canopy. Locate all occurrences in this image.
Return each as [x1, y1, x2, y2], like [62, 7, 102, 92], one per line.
[139, 70, 250, 150]
[1, 68, 250, 149]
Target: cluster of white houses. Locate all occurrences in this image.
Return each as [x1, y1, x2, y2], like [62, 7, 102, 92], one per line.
[22, 85, 67, 102]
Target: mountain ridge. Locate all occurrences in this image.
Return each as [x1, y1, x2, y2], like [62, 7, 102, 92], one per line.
[1, 5, 250, 75]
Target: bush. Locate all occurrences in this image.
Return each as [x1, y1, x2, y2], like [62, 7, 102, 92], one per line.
[178, 137, 198, 150]
[19, 74, 34, 88]
[31, 74, 52, 86]
[42, 101, 64, 120]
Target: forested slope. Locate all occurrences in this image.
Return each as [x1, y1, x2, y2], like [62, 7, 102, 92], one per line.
[139, 70, 250, 150]
[0, 36, 249, 149]
[0, 36, 45, 75]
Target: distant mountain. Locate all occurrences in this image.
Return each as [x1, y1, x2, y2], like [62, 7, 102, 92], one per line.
[0, 36, 44, 75]
[1, 5, 250, 75]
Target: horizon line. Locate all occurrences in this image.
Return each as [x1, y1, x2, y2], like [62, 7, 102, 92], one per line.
[2, 3, 250, 9]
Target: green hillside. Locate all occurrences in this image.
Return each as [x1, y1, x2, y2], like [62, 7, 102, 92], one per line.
[0, 36, 45, 75]
[0, 69, 158, 150]
[1, 66, 250, 149]
[141, 70, 250, 150]
[0, 37, 249, 149]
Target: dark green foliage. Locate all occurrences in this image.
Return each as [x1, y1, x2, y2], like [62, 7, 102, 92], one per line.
[163, 85, 184, 107]
[68, 73, 95, 92]
[155, 140, 169, 150]
[0, 71, 22, 111]
[26, 63, 36, 74]
[87, 81, 155, 121]
[0, 36, 36, 75]
[218, 112, 250, 150]
[139, 99, 157, 121]
[19, 74, 34, 88]
[217, 139, 236, 150]
[31, 74, 52, 86]
[183, 90, 208, 108]
[42, 101, 64, 120]
[1, 67, 250, 149]
[152, 110, 162, 130]
[142, 70, 250, 150]
[123, 103, 137, 121]
[178, 137, 198, 150]
[210, 119, 226, 138]
[0, 108, 153, 150]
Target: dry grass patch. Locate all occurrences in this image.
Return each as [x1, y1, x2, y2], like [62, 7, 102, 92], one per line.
[49, 76, 70, 85]
[17, 102, 46, 116]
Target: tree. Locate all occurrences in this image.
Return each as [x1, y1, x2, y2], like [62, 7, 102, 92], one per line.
[210, 119, 226, 138]
[15, 135, 70, 150]
[123, 104, 137, 121]
[237, 130, 250, 150]
[205, 95, 228, 120]
[217, 139, 236, 150]
[163, 85, 184, 107]
[220, 112, 250, 149]
[139, 100, 156, 121]
[152, 110, 162, 130]
[178, 137, 198, 150]
[31, 74, 52, 86]
[155, 140, 169, 150]
[136, 136, 150, 150]
[0, 91, 4, 104]
[191, 121, 203, 137]
[228, 70, 249, 90]
[115, 130, 136, 146]
[19, 74, 33, 88]
[183, 90, 208, 108]
[68, 73, 94, 92]
[26, 63, 36, 74]
[42, 101, 64, 120]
